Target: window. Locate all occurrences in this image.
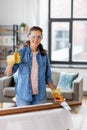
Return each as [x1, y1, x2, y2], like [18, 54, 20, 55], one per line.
[49, 0, 87, 65]
[51, 22, 70, 61]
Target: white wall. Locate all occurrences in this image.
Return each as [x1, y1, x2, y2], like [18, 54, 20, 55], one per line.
[0, 0, 41, 26]
[39, 0, 48, 49]
[0, 0, 23, 25]
[0, 0, 40, 26]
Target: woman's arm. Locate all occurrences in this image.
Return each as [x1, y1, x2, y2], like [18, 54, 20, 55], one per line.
[5, 65, 13, 76]
[5, 50, 21, 76]
[47, 82, 56, 90]
[47, 82, 65, 102]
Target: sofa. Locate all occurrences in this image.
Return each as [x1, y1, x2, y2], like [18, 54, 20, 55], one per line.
[46, 71, 83, 103]
[0, 71, 83, 103]
[0, 76, 15, 103]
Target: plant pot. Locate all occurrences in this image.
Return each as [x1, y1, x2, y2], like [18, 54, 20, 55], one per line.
[20, 27, 24, 32]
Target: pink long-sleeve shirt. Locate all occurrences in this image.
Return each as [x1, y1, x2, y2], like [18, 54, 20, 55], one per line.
[31, 52, 38, 95]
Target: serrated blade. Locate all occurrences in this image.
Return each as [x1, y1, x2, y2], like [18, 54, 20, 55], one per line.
[60, 101, 72, 111]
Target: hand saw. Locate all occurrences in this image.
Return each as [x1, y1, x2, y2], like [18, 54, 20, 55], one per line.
[54, 98, 72, 111]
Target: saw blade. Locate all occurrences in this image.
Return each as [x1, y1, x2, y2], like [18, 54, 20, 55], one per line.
[60, 101, 72, 111]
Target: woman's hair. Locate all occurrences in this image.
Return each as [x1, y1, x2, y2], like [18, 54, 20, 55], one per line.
[23, 26, 47, 56]
[27, 26, 43, 37]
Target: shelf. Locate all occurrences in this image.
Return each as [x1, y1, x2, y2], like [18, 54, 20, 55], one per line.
[16, 30, 28, 33]
[0, 25, 18, 72]
[0, 29, 13, 32]
[0, 59, 6, 61]
[0, 73, 6, 78]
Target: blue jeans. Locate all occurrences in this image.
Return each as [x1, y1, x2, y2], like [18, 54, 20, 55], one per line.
[16, 95, 46, 107]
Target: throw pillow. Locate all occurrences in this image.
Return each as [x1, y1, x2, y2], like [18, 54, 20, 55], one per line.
[57, 72, 79, 90]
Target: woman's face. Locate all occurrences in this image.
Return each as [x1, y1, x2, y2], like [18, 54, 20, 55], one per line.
[28, 30, 42, 49]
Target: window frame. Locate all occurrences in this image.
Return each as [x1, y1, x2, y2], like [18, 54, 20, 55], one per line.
[48, 0, 87, 65]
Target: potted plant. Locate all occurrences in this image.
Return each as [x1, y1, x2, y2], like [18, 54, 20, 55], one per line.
[20, 23, 26, 31]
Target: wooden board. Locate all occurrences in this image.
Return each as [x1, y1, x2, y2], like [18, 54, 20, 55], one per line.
[0, 101, 81, 116]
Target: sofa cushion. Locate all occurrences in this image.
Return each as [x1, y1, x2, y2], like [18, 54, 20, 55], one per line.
[4, 76, 15, 88]
[57, 72, 79, 90]
[61, 89, 73, 100]
[3, 87, 15, 97]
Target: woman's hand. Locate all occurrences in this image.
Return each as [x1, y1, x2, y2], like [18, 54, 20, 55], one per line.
[7, 52, 21, 66]
[52, 88, 65, 103]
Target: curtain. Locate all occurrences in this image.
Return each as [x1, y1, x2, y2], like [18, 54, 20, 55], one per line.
[21, 0, 48, 49]
[21, 0, 40, 27]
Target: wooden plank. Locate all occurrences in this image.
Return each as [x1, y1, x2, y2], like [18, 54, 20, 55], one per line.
[0, 101, 81, 116]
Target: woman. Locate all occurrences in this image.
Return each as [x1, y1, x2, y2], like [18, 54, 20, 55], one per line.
[6, 26, 59, 106]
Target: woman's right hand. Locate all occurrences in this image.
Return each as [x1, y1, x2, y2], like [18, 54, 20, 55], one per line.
[7, 52, 21, 66]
